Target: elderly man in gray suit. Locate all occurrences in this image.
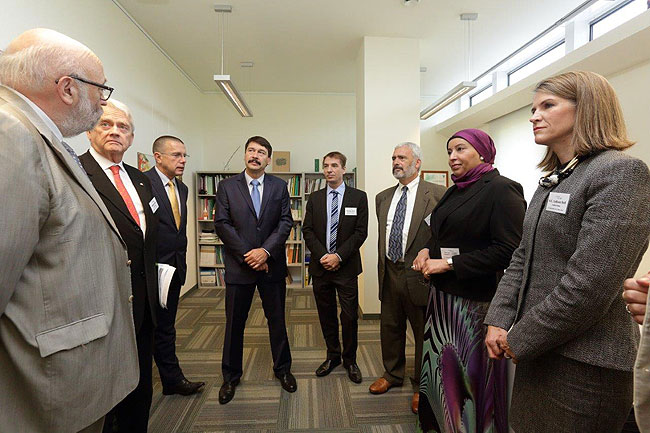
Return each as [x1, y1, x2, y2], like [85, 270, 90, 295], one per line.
[0, 29, 138, 433]
[370, 142, 446, 414]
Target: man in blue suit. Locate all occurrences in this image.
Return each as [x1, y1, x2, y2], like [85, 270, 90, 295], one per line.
[144, 135, 205, 396]
[214, 136, 295, 404]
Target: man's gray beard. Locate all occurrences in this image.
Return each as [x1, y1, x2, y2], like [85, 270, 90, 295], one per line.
[59, 89, 103, 138]
[393, 163, 417, 180]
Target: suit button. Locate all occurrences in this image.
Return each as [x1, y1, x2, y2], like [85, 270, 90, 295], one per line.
[128, 295, 134, 303]
[140, 271, 145, 277]
[126, 260, 132, 266]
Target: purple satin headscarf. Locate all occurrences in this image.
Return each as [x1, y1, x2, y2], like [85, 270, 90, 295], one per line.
[447, 128, 496, 189]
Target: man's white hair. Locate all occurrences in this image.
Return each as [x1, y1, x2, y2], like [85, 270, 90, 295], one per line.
[395, 142, 422, 161]
[106, 99, 136, 133]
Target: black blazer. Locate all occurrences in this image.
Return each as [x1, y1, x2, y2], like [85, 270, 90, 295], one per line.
[426, 169, 526, 301]
[144, 168, 189, 284]
[80, 151, 158, 330]
[214, 171, 293, 285]
[302, 185, 368, 279]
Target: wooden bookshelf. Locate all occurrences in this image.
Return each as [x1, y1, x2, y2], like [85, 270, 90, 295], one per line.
[194, 171, 355, 290]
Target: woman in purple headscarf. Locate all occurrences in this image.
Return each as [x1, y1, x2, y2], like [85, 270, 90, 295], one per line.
[412, 128, 526, 433]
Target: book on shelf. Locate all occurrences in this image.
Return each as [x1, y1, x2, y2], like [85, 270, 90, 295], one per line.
[200, 268, 216, 285]
[305, 267, 311, 286]
[288, 223, 302, 241]
[199, 229, 220, 243]
[199, 245, 216, 266]
[216, 268, 226, 286]
[286, 273, 294, 285]
[305, 177, 326, 194]
[285, 244, 302, 264]
[286, 175, 301, 196]
[290, 199, 302, 220]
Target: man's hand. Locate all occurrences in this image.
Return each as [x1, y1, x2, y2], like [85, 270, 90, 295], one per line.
[485, 325, 517, 362]
[421, 258, 451, 279]
[623, 272, 650, 325]
[320, 253, 341, 271]
[251, 262, 269, 272]
[412, 248, 429, 272]
[244, 248, 268, 268]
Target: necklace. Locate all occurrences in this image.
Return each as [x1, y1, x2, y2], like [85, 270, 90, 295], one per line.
[538, 155, 581, 188]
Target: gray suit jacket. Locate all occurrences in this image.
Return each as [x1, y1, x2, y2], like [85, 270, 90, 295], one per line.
[0, 86, 139, 432]
[376, 179, 446, 306]
[485, 150, 650, 371]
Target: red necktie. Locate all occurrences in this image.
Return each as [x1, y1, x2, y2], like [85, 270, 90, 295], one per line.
[109, 165, 140, 226]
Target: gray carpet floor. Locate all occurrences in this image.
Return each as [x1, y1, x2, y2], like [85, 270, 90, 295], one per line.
[149, 286, 419, 433]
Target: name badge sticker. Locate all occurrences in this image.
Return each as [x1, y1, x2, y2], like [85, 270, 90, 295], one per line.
[546, 192, 570, 214]
[424, 213, 432, 226]
[440, 247, 460, 259]
[345, 207, 357, 216]
[149, 197, 159, 213]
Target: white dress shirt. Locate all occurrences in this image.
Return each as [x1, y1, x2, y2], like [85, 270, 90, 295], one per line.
[386, 176, 420, 261]
[89, 147, 147, 234]
[155, 166, 182, 217]
[244, 171, 265, 201]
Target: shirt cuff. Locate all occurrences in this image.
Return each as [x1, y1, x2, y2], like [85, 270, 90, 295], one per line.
[262, 248, 271, 257]
[335, 253, 342, 262]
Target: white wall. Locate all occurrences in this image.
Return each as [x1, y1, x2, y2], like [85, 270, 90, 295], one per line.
[483, 59, 650, 276]
[1, 0, 206, 294]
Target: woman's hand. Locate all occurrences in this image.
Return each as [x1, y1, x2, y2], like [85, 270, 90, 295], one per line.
[623, 272, 650, 325]
[412, 248, 430, 272]
[421, 258, 451, 279]
[485, 326, 517, 362]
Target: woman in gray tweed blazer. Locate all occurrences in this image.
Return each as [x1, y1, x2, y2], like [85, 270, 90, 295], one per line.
[484, 71, 650, 433]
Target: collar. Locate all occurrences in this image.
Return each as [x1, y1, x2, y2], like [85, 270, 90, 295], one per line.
[12, 88, 64, 142]
[155, 165, 175, 186]
[245, 171, 265, 186]
[327, 181, 346, 195]
[397, 175, 419, 191]
[89, 146, 126, 172]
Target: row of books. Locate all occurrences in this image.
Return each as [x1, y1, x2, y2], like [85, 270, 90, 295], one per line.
[289, 223, 302, 241]
[200, 268, 226, 286]
[199, 230, 220, 243]
[286, 244, 302, 264]
[290, 199, 303, 220]
[199, 245, 225, 266]
[286, 175, 301, 196]
[305, 178, 326, 194]
[197, 174, 233, 195]
[198, 198, 216, 220]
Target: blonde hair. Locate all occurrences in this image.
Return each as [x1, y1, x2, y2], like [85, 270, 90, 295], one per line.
[534, 71, 634, 172]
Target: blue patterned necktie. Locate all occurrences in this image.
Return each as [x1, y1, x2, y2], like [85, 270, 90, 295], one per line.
[329, 190, 339, 253]
[61, 140, 83, 170]
[388, 186, 408, 263]
[250, 179, 261, 217]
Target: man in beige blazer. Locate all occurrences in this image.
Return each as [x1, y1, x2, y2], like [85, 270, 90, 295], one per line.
[370, 142, 446, 414]
[0, 29, 138, 433]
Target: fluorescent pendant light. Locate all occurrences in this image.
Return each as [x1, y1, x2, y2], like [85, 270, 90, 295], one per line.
[213, 74, 252, 117]
[214, 5, 252, 117]
[420, 81, 476, 120]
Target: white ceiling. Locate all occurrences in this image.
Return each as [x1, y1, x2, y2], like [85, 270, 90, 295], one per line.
[115, 0, 586, 97]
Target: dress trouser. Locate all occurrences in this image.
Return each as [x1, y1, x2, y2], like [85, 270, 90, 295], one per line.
[312, 274, 359, 366]
[103, 301, 154, 433]
[153, 271, 185, 387]
[222, 280, 292, 383]
[380, 259, 425, 387]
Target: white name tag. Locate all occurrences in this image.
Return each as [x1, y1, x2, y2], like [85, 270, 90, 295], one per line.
[424, 213, 432, 226]
[345, 207, 357, 216]
[440, 247, 460, 259]
[149, 197, 159, 213]
[546, 192, 570, 214]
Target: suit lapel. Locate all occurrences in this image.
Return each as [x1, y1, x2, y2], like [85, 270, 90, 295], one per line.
[405, 185, 430, 253]
[259, 175, 273, 220]
[378, 186, 398, 256]
[179, 179, 188, 229]
[149, 169, 175, 227]
[236, 172, 257, 217]
[125, 165, 154, 237]
[315, 188, 328, 241]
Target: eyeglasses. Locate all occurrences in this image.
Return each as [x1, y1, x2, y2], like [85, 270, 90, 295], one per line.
[55, 75, 114, 101]
[159, 152, 190, 159]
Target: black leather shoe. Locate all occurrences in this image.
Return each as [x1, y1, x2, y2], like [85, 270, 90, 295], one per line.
[315, 359, 341, 377]
[218, 379, 240, 404]
[346, 363, 362, 384]
[276, 372, 297, 393]
[162, 378, 206, 396]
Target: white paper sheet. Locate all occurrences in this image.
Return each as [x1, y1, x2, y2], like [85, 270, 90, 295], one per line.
[157, 263, 176, 309]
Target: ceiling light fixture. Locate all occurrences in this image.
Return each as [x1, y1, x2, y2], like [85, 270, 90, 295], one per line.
[213, 4, 252, 117]
[420, 13, 478, 120]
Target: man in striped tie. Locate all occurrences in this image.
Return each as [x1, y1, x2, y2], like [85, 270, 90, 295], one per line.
[302, 151, 368, 384]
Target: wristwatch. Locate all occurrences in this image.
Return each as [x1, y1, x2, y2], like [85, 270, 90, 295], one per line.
[446, 257, 454, 270]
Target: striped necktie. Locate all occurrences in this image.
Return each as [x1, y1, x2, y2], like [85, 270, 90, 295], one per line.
[388, 186, 408, 262]
[329, 190, 339, 253]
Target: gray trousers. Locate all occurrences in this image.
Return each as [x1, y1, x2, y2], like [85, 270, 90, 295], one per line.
[511, 353, 633, 433]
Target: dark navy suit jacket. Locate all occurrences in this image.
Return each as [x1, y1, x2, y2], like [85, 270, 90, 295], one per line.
[144, 168, 189, 284]
[214, 171, 293, 284]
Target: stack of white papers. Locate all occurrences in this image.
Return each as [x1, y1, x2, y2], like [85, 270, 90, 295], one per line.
[157, 264, 176, 309]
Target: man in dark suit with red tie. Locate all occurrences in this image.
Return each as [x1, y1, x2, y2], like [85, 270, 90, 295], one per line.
[302, 151, 368, 383]
[80, 100, 158, 433]
[214, 136, 295, 404]
[145, 135, 205, 396]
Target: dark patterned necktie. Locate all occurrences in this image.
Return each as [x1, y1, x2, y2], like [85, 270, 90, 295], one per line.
[329, 190, 339, 253]
[388, 186, 408, 263]
[61, 140, 83, 170]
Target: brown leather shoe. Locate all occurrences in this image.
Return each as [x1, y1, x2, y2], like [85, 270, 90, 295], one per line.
[411, 392, 419, 414]
[369, 377, 393, 394]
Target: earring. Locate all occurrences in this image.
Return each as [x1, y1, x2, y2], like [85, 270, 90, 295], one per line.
[480, 156, 485, 161]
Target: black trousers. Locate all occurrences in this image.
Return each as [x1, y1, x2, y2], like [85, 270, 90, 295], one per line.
[153, 272, 185, 387]
[222, 280, 292, 383]
[103, 304, 154, 433]
[312, 274, 359, 366]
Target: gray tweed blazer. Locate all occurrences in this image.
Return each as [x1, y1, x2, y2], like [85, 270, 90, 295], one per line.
[485, 149, 650, 371]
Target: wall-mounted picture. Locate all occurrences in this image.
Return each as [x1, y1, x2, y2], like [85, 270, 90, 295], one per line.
[421, 170, 449, 188]
[137, 152, 153, 172]
[272, 151, 291, 172]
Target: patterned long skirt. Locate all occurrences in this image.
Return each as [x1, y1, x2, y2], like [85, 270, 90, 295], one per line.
[417, 286, 508, 433]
